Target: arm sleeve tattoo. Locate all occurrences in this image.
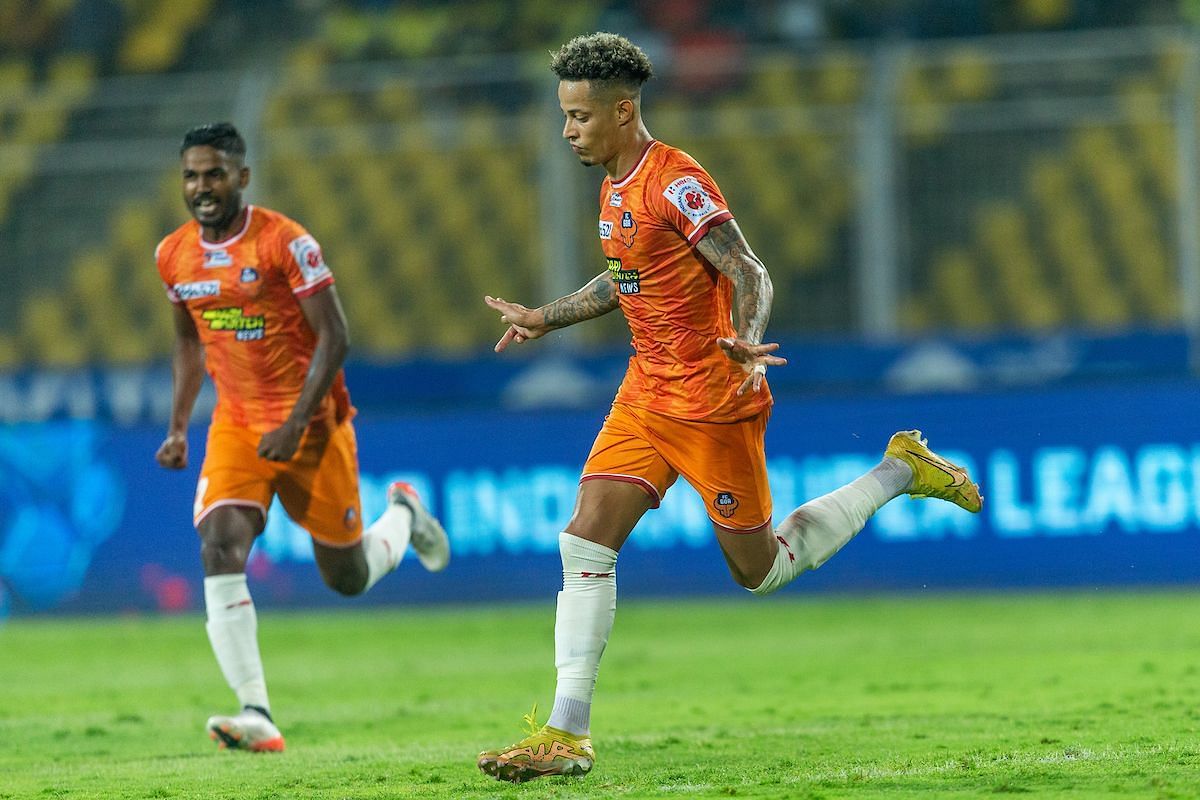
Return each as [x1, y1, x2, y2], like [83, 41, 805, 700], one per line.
[696, 220, 773, 344]
[542, 271, 620, 329]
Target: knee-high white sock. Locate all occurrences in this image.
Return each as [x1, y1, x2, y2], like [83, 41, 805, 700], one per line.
[751, 458, 911, 595]
[360, 503, 413, 592]
[546, 532, 617, 737]
[204, 574, 270, 711]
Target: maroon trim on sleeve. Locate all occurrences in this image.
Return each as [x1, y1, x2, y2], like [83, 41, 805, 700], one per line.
[293, 275, 335, 299]
[687, 211, 734, 245]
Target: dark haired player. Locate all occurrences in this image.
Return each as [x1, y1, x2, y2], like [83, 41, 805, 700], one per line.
[478, 34, 982, 782]
[155, 122, 450, 752]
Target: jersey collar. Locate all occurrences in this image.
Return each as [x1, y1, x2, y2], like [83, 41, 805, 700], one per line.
[611, 140, 658, 189]
[198, 204, 254, 250]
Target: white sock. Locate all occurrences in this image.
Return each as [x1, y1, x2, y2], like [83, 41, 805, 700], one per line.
[751, 459, 911, 595]
[546, 532, 617, 736]
[360, 503, 413, 592]
[204, 574, 269, 711]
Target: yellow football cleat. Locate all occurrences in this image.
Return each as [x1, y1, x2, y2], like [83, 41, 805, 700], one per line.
[478, 705, 595, 783]
[885, 429, 983, 513]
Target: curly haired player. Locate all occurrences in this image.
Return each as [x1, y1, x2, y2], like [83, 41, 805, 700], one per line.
[478, 33, 983, 783]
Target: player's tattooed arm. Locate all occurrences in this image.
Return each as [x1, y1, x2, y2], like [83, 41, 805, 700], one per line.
[697, 219, 787, 395]
[542, 271, 620, 328]
[696, 219, 772, 345]
[485, 271, 618, 352]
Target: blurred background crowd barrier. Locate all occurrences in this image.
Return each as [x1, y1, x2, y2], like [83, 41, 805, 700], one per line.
[3, 0, 1200, 614]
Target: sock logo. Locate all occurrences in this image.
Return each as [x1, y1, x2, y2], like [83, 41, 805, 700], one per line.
[776, 534, 795, 562]
[712, 491, 739, 518]
[343, 506, 358, 530]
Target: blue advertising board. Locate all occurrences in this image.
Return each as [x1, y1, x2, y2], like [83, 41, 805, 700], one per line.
[2, 377, 1198, 615]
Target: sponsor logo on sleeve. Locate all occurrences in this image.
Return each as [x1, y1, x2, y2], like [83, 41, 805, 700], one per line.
[619, 210, 638, 248]
[171, 280, 221, 301]
[663, 175, 720, 226]
[287, 234, 330, 284]
[599, 220, 613, 240]
[606, 256, 640, 294]
[203, 249, 232, 268]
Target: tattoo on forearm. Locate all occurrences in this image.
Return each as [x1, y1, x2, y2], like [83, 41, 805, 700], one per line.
[543, 273, 620, 328]
[698, 221, 773, 344]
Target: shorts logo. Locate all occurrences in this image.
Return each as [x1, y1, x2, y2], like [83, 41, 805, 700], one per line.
[287, 234, 330, 284]
[609, 192, 623, 207]
[343, 506, 358, 530]
[713, 491, 739, 518]
[203, 249, 232, 268]
[240, 267, 260, 283]
[201, 306, 266, 341]
[619, 211, 638, 248]
[664, 175, 720, 226]
[599, 220, 613, 240]
[172, 279, 220, 301]
[606, 257, 640, 294]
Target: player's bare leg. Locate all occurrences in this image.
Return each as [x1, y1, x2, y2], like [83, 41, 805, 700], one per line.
[728, 429, 982, 595]
[312, 480, 449, 596]
[198, 505, 284, 751]
[479, 479, 651, 782]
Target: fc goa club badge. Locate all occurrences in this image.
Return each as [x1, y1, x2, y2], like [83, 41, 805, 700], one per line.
[619, 210, 638, 248]
[713, 491, 739, 518]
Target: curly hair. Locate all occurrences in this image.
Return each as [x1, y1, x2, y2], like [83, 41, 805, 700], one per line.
[550, 32, 654, 94]
[180, 122, 246, 158]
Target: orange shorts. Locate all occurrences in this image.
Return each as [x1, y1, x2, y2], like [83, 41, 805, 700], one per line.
[194, 418, 363, 547]
[581, 402, 772, 531]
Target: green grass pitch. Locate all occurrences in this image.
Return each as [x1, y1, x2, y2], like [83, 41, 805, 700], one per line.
[1, 591, 1198, 799]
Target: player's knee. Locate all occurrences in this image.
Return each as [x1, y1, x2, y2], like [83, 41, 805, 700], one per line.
[199, 533, 252, 573]
[321, 568, 367, 597]
[726, 561, 768, 591]
[745, 547, 792, 596]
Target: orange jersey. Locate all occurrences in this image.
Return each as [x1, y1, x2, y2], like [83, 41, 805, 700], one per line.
[599, 141, 772, 422]
[155, 205, 353, 433]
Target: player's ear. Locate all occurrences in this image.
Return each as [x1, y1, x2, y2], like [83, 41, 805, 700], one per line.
[238, 165, 250, 189]
[616, 97, 635, 126]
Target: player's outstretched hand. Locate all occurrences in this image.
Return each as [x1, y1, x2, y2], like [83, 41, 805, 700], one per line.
[156, 432, 188, 470]
[717, 337, 788, 396]
[258, 421, 304, 462]
[485, 295, 549, 352]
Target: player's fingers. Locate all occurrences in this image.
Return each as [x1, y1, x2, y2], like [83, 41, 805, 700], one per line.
[494, 327, 517, 352]
[763, 354, 788, 366]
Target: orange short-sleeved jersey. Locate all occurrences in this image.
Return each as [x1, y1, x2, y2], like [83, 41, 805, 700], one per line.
[155, 205, 354, 433]
[599, 141, 772, 423]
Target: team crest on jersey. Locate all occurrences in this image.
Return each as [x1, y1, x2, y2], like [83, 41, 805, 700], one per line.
[663, 175, 719, 225]
[619, 211, 638, 248]
[203, 249, 232, 268]
[240, 267, 260, 283]
[713, 491, 740, 518]
[172, 279, 220, 301]
[599, 220, 613, 240]
[287, 234, 330, 284]
[606, 256, 640, 294]
[609, 192, 623, 207]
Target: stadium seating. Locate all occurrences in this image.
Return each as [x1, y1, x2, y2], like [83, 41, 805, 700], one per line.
[1, 5, 1192, 368]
